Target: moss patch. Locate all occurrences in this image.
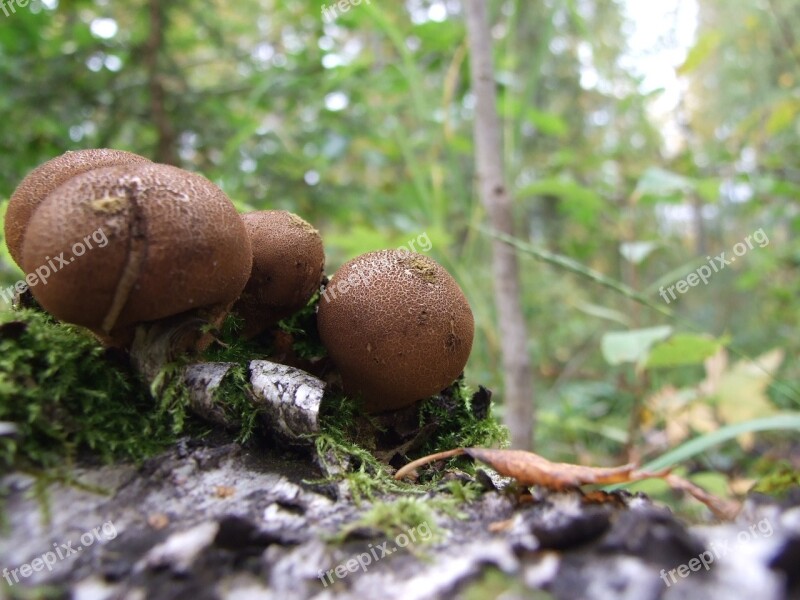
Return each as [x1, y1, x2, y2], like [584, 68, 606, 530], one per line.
[418, 378, 508, 455]
[752, 463, 800, 499]
[330, 496, 443, 544]
[0, 308, 177, 471]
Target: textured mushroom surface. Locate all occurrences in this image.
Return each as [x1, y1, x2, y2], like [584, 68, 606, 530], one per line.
[4, 148, 150, 267]
[317, 250, 474, 412]
[20, 162, 252, 343]
[233, 210, 325, 338]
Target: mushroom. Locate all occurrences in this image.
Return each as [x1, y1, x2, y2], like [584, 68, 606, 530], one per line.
[316, 249, 474, 413]
[232, 210, 325, 338]
[4, 148, 150, 268]
[19, 161, 252, 353]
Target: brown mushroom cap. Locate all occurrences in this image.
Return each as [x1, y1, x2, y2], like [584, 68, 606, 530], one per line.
[317, 250, 474, 413]
[5, 149, 150, 268]
[232, 210, 325, 338]
[20, 162, 252, 345]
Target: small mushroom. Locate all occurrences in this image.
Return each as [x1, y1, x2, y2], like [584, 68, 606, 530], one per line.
[317, 249, 474, 413]
[232, 210, 325, 338]
[19, 161, 252, 351]
[4, 148, 150, 268]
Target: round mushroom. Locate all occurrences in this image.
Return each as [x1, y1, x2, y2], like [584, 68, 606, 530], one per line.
[232, 210, 325, 338]
[4, 148, 150, 268]
[317, 249, 474, 413]
[19, 161, 252, 349]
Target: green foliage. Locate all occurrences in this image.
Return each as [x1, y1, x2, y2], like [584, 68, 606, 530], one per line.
[601, 326, 673, 367]
[646, 334, 727, 369]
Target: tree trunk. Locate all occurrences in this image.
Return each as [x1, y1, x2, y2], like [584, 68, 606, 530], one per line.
[145, 0, 178, 165]
[464, 0, 535, 449]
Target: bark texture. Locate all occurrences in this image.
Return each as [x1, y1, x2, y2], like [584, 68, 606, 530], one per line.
[1, 436, 797, 599]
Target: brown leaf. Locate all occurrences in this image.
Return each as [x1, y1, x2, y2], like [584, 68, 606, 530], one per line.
[464, 448, 649, 490]
[395, 447, 740, 520]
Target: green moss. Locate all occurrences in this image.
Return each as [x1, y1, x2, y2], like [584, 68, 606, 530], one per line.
[313, 430, 420, 503]
[416, 378, 509, 472]
[311, 380, 508, 500]
[0, 308, 185, 526]
[200, 313, 267, 364]
[276, 290, 327, 360]
[0, 309, 177, 471]
[440, 479, 483, 504]
[752, 462, 800, 498]
[331, 496, 442, 544]
[217, 363, 261, 443]
[461, 567, 547, 600]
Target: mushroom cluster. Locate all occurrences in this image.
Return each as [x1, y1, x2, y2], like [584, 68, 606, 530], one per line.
[6, 150, 253, 350]
[4, 149, 474, 414]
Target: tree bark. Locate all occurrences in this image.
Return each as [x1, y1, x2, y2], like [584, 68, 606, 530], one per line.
[464, 0, 535, 449]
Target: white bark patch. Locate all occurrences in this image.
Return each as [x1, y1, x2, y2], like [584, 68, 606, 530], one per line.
[249, 360, 325, 441]
[137, 521, 220, 574]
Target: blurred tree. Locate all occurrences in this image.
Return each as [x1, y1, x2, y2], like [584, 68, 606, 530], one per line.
[465, 0, 534, 449]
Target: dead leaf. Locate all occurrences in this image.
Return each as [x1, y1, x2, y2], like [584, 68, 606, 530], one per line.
[395, 447, 740, 520]
[463, 448, 648, 490]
